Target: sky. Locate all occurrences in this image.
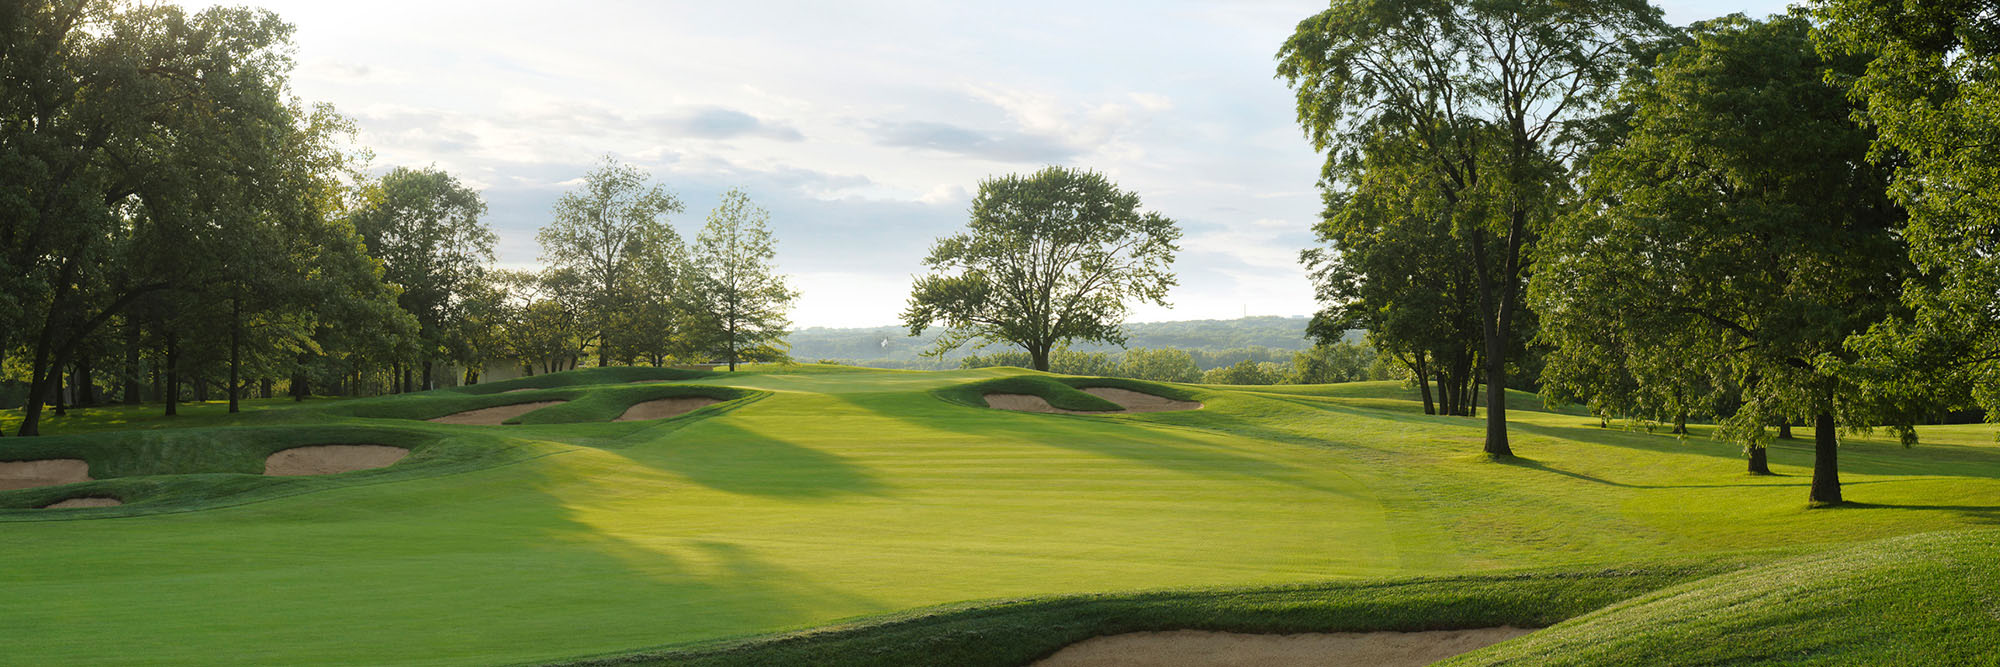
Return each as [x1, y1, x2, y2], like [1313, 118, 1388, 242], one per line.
[184, 0, 1794, 329]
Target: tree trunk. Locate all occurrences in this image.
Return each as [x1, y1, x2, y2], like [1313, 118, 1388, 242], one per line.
[1436, 368, 1454, 417]
[1411, 354, 1434, 415]
[599, 330, 610, 368]
[75, 353, 95, 407]
[193, 371, 208, 402]
[1809, 412, 1842, 506]
[1778, 420, 1794, 440]
[124, 319, 142, 405]
[52, 364, 66, 417]
[165, 331, 179, 417]
[422, 356, 434, 391]
[259, 377, 272, 399]
[1672, 413, 1688, 435]
[1029, 344, 1051, 372]
[1747, 444, 1771, 475]
[228, 297, 241, 414]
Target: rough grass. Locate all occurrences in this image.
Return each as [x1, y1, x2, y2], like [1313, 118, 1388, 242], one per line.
[0, 369, 1995, 665]
[1450, 529, 2000, 665]
[557, 555, 1771, 666]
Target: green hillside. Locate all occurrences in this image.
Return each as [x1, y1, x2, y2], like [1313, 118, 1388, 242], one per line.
[1, 366, 1995, 665]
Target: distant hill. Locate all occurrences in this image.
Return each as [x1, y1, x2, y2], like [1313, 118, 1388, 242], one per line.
[788, 316, 1342, 370]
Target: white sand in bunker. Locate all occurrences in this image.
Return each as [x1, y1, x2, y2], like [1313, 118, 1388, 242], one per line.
[42, 497, 122, 509]
[0, 459, 92, 491]
[427, 401, 566, 425]
[263, 445, 410, 476]
[1034, 627, 1533, 667]
[984, 388, 1203, 415]
[615, 397, 722, 422]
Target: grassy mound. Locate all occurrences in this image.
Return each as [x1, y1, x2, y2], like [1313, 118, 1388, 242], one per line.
[0, 366, 1995, 665]
[937, 373, 1200, 412]
[1451, 528, 2000, 665]
[332, 382, 754, 425]
[556, 555, 1763, 666]
[450, 366, 717, 395]
[0, 424, 537, 518]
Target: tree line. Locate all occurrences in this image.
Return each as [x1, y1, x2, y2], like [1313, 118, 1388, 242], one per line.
[954, 338, 1390, 385]
[1278, 0, 2000, 506]
[0, 1, 794, 435]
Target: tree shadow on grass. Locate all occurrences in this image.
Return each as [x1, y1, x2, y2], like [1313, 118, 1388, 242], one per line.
[823, 390, 1361, 497]
[613, 419, 890, 499]
[1484, 454, 1797, 490]
[1823, 501, 2000, 526]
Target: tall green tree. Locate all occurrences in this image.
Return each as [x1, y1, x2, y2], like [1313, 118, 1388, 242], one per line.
[537, 155, 684, 368]
[1814, 0, 2000, 422]
[1533, 15, 1908, 505]
[2, 1, 313, 434]
[903, 166, 1180, 372]
[686, 188, 795, 371]
[1277, 0, 1668, 456]
[349, 166, 494, 390]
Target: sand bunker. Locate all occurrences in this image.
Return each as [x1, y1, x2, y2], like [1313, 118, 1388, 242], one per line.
[615, 397, 722, 421]
[264, 445, 410, 476]
[985, 388, 1203, 415]
[42, 497, 122, 509]
[427, 401, 565, 425]
[1035, 627, 1533, 667]
[1081, 387, 1204, 412]
[0, 459, 92, 491]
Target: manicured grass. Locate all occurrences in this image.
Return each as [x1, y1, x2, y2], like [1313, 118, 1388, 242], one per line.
[562, 554, 1774, 666]
[0, 369, 1994, 665]
[1451, 528, 2000, 665]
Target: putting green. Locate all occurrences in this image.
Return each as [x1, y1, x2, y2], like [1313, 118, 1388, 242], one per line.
[1, 366, 1996, 665]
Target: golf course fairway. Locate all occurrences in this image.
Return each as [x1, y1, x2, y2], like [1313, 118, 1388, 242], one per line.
[2, 366, 1997, 665]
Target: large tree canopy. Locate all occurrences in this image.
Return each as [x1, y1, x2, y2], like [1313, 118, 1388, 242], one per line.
[1277, 0, 1669, 456]
[902, 166, 1179, 372]
[537, 155, 684, 368]
[686, 188, 794, 372]
[349, 166, 494, 389]
[1814, 0, 2000, 420]
[1533, 14, 1909, 505]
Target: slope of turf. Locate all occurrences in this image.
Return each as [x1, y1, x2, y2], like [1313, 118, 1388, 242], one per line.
[556, 555, 1774, 666]
[1450, 528, 2000, 665]
[0, 369, 1995, 665]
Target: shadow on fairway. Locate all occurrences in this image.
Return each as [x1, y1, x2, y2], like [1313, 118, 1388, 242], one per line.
[824, 389, 1358, 497]
[610, 419, 889, 498]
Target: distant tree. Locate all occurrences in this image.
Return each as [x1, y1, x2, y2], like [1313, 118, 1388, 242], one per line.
[1121, 348, 1202, 383]
[1049, 350, 1120, 377]
[1278, 0, 1669, 456]
[1533, 15, 1908, 505]
[349, 166, 494, 390]
[538, 156, 684, 368]
[686, 189, 796, 371]
[1289, 340, 1377, 384]
[903, 167, 1180, 372]
[1204, 360, 1287, 386]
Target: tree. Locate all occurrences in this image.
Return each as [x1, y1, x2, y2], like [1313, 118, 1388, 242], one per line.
[1121, 348, 1202, 383]
[1532, 15, 1908, 505]
[686, 188, 796, 371]
[538, 156, 684, 368]
[349, 166, 494, 390]
[2, 1, 318, 434]
[1204, 360, 1287, 385]
[1302, 133, 1487, 416]
[903, 167, 1180, 372]
[1814, 0, 2000, 424]
[1278, 0, 1669, 456]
